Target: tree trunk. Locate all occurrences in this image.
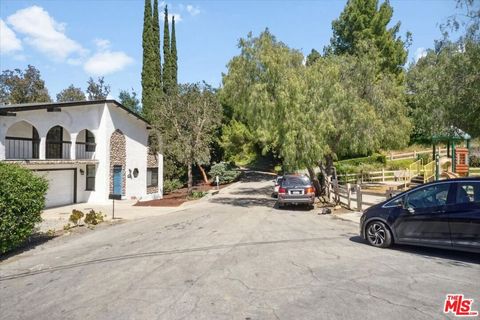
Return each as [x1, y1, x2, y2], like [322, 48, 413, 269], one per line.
[187, 162, 193, 195]
[325, 154, 335, 177]
[307, 166, 321, 197]
[198, 164, 209, 185]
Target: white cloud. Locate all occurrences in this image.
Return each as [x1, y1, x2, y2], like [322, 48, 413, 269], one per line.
[414, 47, 427, 62]
[171, 13, 182, 22]
[186, 5, 200, 16]
[0, 19, 22, 54]
[83, 51, 134, 76]
[94, 38, 111, 51]
[6, 6, 85, 61]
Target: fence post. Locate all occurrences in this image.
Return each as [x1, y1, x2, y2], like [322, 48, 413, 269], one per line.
[413, 150, 417, 159]
[346, 183, 351, 209]
[333, 178, 339, 204]
[327, 176, 332, 202]
[382, 168, 385, 182]
[390, 152, 393, 160]
[356, 184, 362, 212]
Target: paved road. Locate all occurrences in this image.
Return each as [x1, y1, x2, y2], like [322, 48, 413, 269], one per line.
[1, 172, 479, 320]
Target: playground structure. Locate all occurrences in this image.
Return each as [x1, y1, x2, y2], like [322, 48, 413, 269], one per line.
[337, 127, 475, 192]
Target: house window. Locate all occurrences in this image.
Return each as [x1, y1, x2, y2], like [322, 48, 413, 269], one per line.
[85, 130, 96, 152]
[147, 168, 158, 187]
[86, 165, 96, 191]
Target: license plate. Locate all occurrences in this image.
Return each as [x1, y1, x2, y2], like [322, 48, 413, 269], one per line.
[292, 191, 301, 195]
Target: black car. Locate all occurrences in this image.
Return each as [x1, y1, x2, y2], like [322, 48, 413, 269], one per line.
[360, 177, 480, 253]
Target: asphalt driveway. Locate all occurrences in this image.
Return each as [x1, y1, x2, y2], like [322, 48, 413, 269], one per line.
[1, 172, 479, 320]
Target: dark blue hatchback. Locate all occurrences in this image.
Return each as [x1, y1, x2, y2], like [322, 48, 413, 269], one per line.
[360, 178, 480, 253]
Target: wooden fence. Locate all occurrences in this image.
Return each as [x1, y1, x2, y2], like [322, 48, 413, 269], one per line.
[388, 148, 447, 161]
[327, 179, 399, 212]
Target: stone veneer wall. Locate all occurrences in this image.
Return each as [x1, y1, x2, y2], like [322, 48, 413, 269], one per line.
[109, 129, 126, 195]
[146, 149, 158, 194]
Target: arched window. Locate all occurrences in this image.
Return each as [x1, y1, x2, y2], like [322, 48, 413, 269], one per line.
[76, 129, 96, 159]
[5, 121, 40, 159]
[46, 126, 71, 159]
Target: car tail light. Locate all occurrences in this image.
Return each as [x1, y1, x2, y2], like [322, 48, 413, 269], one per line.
[306, 187, 315, 194]
[278, 187, 286, 194]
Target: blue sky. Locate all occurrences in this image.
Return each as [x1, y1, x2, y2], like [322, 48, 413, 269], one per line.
[0, 0, 459, 101]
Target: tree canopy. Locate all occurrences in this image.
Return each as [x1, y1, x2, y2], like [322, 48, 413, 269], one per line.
[0, 65, 51, 104]
[119, 88, 141, 114]
[221, 30, 410, 172]
[153, 83, 222, 193]
[326, 0, 410, 76]
[56, 85, 86, 102]
[86, 77, 110, 100]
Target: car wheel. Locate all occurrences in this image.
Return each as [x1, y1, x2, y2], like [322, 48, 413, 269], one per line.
[366, 221, 392, 248]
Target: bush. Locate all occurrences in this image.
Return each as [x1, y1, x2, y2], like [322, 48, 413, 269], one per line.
[69, 209, 84, 226]
[386, 159, 415, 170]
[417, 153, 432, 164]
[84, 210, 104, 226]
[470, 155, 480, 167]
[188, 191, 207, 200]
[0, 163, 48, 254]
[163, 179, 183, 194]
[208, 162, 241, 184]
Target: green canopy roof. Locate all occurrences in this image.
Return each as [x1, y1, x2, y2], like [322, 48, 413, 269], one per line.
[432, 126, 471, 142]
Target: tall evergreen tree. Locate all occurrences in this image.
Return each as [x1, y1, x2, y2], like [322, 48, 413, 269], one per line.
[162, 5, 172, 94]
[152, 0, 162, 99]
[171, 16, 178, 88]
[141, 0, 155, 121]
[326, 0, 410, 77]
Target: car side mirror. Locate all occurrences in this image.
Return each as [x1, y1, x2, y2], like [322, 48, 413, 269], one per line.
[407, 207, 415, 214]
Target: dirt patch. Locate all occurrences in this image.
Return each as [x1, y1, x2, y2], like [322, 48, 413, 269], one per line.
[135, 183, 232, 207]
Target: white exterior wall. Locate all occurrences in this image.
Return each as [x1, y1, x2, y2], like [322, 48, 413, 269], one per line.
[0, 102, 163, 205]
[103, 104, 151, 200]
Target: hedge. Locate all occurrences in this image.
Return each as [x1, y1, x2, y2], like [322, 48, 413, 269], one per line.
[0, 163, 48, 254]
[208, 162, 240, 184]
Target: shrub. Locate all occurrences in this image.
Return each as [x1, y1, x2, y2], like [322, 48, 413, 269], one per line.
[0, 163, 48, 254]
[69, 209, 84, 226]
[386, 159, 415, 170]
[417, 153, 432, 164]
[208, 162, 241, 184]
[470, 155, 480, 167]
[188, 191, 207, 200]
[84, 210, 104, 226]
[163, 179, 183, 194]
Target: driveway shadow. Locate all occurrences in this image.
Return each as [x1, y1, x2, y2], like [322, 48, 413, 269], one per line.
[240, 171, 277, 183]
[209, 196, 276, 208]
[349, 236, 480, 265]
[230, 185, 273, 196]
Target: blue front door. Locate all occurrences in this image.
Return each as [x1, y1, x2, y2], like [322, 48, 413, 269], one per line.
[113, 166, 122, 195]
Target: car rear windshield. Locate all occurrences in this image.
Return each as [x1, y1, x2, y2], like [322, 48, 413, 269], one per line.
[282, 176, 310, 187]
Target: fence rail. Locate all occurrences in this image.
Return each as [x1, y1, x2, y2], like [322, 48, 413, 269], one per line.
[388, 148, 447, 161]
[328, 179, 399, 212]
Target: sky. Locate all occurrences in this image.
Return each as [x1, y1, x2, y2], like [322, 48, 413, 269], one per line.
[0, 0, 461, 101]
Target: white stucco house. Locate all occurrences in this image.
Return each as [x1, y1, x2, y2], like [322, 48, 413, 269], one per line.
[0, 100, 163, 208]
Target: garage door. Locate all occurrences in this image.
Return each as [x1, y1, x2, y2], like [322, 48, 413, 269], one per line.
[38, 170, 75, 208]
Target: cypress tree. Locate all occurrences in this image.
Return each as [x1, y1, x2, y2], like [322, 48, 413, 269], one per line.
[162, 5, 171, 94]
[141, 0, 154, 120]
[152, 0, 162, 100]
[170, 16, 178, 88]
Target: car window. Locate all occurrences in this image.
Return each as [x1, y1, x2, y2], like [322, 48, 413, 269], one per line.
[387, 195, 405, 207]
[282, 176, 310, 187]
[406, 183, 450, 209]
[456, 182, 480, 204]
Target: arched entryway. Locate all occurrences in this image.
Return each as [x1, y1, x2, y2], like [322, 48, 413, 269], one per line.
[110, 129, 126, 195]
[5, 121, 40, 159]
[46, 125, 71, 159]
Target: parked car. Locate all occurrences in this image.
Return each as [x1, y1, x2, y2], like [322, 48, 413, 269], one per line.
[360, 177, 480, 253]
[277, 174, 315, 209]
[272, 176, 283, 197]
